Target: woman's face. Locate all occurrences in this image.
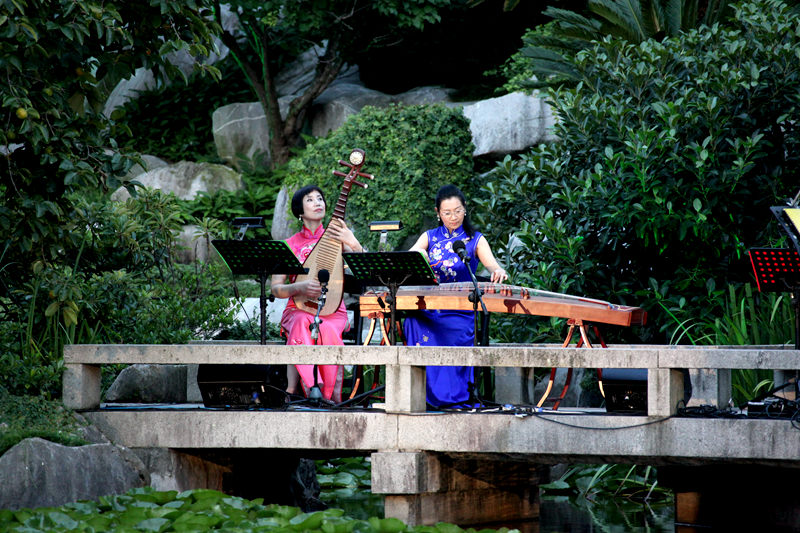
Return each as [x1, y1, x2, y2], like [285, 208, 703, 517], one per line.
[301, 190, 326, 222]
[436, 196, 466, 233]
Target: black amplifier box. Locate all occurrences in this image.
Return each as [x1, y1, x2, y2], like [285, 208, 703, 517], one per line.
[197, 364, 287, 408]
[602, 368, 647, 413]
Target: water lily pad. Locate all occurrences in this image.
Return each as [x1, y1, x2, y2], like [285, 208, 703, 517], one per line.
[135, 517, 171, 532]
[289, 510, 326, 529]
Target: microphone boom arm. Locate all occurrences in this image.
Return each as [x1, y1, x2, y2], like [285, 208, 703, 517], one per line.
[453, 241, 488, 346]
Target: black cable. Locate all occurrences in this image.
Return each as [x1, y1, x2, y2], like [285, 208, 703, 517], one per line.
[335, 385, 386, 408]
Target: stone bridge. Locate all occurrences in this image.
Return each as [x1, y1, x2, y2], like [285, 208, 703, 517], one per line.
[63, 343, 800, 529]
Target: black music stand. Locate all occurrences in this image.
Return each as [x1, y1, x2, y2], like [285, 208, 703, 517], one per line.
[343, 251, 438, 345]
[213, 239, 307, 345]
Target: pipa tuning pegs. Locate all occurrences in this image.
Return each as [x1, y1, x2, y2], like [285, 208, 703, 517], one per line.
[353, 180, 368, 189]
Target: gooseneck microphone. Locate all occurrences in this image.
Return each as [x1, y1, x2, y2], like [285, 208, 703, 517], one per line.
[310, 269, 330, 343]
[452, 240, 469, 263]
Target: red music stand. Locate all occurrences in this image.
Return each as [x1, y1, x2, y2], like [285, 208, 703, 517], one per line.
[749, 247, 800, 349]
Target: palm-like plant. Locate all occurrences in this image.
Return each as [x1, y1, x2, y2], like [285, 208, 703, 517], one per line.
[517, 0, 734, 88]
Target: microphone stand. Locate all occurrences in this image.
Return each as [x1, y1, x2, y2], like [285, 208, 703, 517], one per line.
[457, 248, 488, 347]
[308, 282, 328, 401]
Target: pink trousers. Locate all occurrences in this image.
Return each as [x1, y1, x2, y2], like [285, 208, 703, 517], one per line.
[281, 305, 348, 402]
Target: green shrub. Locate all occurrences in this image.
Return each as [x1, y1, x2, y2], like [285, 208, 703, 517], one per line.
[282, 104, 476, 251]
[476, 0, 800, 342]
[0, 391, 87, 455]
[0, 189, 239, 397]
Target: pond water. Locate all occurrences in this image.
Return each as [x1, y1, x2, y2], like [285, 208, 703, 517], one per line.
[321, 485, 675, 532]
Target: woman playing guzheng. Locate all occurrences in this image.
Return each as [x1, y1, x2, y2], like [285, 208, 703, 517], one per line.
[271, 185, 363, 402]
[403, 184, 508, 408]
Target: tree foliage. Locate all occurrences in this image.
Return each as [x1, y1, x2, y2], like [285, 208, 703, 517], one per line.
[475, 0, 800, 342]
[0, 189, 237, 398]
[500, 0, 735, 91]
[0, 0, 220, 313]
[213, 0, 454, 169]
[282, 104, 475, 252]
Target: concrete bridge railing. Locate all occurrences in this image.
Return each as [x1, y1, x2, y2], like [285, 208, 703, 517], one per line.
[61, 343, 800, 528]
[63, 343, 800, 416]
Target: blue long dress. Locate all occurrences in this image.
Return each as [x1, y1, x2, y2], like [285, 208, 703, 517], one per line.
[403, 224, 482, 408]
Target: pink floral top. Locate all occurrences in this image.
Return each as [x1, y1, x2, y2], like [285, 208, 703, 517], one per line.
[283, 224, 345, 313]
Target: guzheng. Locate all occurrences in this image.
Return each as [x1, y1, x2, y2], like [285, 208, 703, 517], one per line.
[359, 282, 646, 327]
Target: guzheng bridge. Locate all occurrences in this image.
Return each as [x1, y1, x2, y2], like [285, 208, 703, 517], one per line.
[64, 340, 800, 529]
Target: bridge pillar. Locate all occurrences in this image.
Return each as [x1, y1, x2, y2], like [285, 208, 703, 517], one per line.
[372, 451, 540, 527]
[648, 368, 684, 416]
[63, 363, 101, 410]
[384, 364, 426, 413]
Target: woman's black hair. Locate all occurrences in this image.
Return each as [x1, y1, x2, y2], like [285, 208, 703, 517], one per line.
[291, 185, 326, 219]
[435, 184, 476, 237]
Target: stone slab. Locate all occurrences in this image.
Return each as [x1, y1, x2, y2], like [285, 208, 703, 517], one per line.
[81, 409, 800, 466]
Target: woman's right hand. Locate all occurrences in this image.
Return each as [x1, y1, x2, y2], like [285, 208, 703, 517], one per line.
[296, 279, 322, 299]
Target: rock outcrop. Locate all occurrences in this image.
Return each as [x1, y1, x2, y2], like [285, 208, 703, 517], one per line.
[104, 364, 189, 404]
[0, 438, 149, 511]
[463, 91, 557, 156]
[111, 161, 243, 203]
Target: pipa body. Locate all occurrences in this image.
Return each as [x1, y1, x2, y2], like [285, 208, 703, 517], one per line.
[292, 149, 372, 316]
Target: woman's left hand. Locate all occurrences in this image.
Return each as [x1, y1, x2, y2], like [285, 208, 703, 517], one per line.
[328, 218, 362, 252]
[490, 268, 508, 283]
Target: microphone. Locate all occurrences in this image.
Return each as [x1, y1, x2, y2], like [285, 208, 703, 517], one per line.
[318, 269, 330, 301]
[310, 269, 330, 341]
[452, 240, 469, 263]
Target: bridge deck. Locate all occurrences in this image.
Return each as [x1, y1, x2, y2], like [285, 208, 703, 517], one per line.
[81, 407, 800, 468]
[64, 343, 800, 527]
[65, 343, 800, 467]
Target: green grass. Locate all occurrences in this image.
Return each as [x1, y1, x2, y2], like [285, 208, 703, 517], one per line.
[0, 391, 88, 456]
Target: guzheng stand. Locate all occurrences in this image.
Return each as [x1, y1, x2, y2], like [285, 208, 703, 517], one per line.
[343, 251, 437, 345]
[213, 239, 307, 345]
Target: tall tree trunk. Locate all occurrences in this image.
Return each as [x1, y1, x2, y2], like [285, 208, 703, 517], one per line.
[215, 3, 345, 168]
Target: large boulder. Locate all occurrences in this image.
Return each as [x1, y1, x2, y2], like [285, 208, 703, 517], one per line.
[175, 224, 216, 264]
[123, 154, 169, 183]
[131, 448, 228, 492]
[104, 364, 188, 404]
[271, 186, 295, 241]
[462, 91, 557, 156]
[0, 438, 149, 510]
[275, 45, 360, 98]
[310, 83, 392, 138]
[212, 102, 279, 169]
[111, 160, 244, 202]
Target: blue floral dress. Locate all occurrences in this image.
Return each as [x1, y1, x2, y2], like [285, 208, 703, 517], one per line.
[403, 224, 482, 408]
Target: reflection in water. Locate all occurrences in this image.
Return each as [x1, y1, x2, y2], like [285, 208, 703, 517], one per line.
[540, 498, 674, 532]
[321, 489, 674, 532]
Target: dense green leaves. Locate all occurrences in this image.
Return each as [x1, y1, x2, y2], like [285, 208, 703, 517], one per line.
[497, 0, 735, 91]
[0, 486, 520, 533]
[0, 0, 221, 305]
[0, 189, 238, 397]
[477, 0, 800, 342]
[282, 104, 475, 251]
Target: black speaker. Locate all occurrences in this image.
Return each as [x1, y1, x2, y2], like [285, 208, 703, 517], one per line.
[197, 364, 287, 408]
[601, 368, 647, 413]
